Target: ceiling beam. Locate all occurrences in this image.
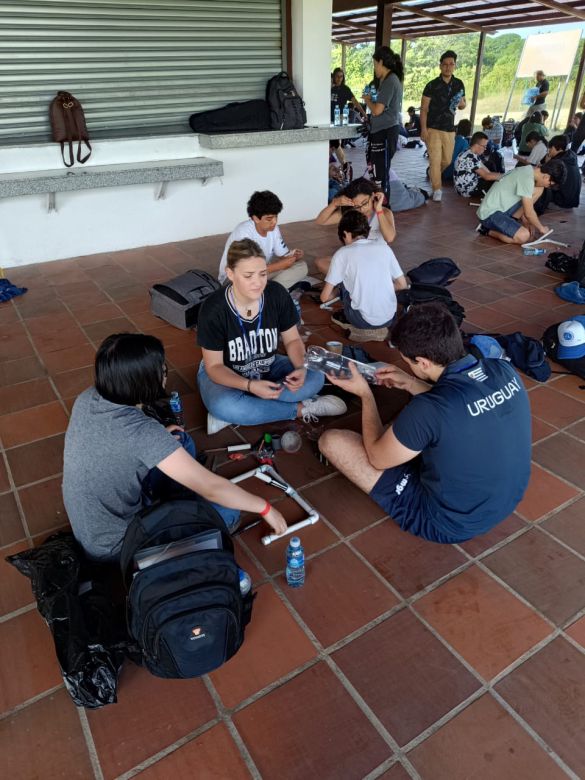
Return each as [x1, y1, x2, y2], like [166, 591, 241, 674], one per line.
[332, 18, 375, 34]
[332, 0, 377, 12]
[531, 0, 585, 22]
[389, 2, 484, 32]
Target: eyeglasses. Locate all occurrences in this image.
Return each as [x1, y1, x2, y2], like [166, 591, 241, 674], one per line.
[353, 198, 371, 210]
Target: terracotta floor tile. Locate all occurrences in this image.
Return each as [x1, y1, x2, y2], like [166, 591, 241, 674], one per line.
[52, 365, 93, 399]
[415, 566, 551, 679]
[568, 418, 585, 440]
[165, 340, 200, 369]
[496, 638, 585, 777]
[0, 456, 10, 492]
[0, 540, 34, 615]
[0, 492, 25, 546]
[210, 583, 315, 708]
[28, 318, 88, 354]
[0, 377, 56, 415]
[116, 295, 152, 316]
[552, 374, 585, 402]
[458, 513, 526, 557]
[42, 343, 96, 374]
[518, 287, 563, 307]
[458, 285, 506, 305]
[134, 723, 251, 780]
[533, 433, 585, 490]
[180, 390, 207, 430]
[73, 301, 123, 325]
[542, 496, 585, 555]
[409, 693, 567, 780]
[333, 609, 480, 746]
[88, 663, 217, 780]
[6, 433, 65, 487]
[0, 610, 63, 713]
[531, 416, 556, 443]
[566, 616, 585, 648]
[376, 764, 412, 780]
[483, 529, 585, 625]
[282, 544, 399, 647]
[83, 316, 138, 343]
[352, 520, 466, 598]
[0, 401, 69, 448]
[233, 662, 391, 779]
[301, 474, 387, 536]
[0, 356, 46, 388]
[528, 387, 585, 428]
[515, 463, 580, 521]
[18, 477, 68, 536]
[0, 689, 94, 779]
[461, 305, 516, 331]
[0, 332, 34, 364]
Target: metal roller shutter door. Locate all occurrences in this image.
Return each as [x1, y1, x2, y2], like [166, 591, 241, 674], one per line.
[0, 0, 283, 141]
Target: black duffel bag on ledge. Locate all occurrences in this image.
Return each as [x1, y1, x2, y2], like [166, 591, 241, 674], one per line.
[189, 99, 271, 134]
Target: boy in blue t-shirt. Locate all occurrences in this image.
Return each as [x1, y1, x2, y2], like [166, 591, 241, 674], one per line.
[318, 303, 531, 543]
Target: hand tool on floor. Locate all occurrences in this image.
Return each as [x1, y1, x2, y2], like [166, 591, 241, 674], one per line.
[230, 464, 319, 545]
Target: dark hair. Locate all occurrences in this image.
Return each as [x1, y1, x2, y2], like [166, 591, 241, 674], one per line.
[471, 131, 488, 146]
[331, 67, 345, 84]
[95, 333, 166, 406]
[246, 190, 283, 218]
[526, 131, 543, 144]
[456, 118, 472, 137]
[541, 110, 549, 120]
[531, 111, 542, 124]
[576, 112, 583, 119]
[549, 135, 567, 151]
[481, 116, 493, 127]
[391, 303, 465, 366]
[372, 45, 404, 82]
[338, 210, 371, 243]
[226, 238, 265, 270]
[440, 50, 457, 63]
[407, 106, 416, 113]
[540, 158, 567, 187]
[342, 177, 378, 200]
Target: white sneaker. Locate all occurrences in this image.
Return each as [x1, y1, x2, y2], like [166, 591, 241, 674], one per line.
[207, 412, 230, 436]
[301, 395, 347, 423]
[432, 189, 442, 202]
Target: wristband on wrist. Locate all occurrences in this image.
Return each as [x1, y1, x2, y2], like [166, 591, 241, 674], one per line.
[259, 500, 272, 517]
[376, 209, 383, 214]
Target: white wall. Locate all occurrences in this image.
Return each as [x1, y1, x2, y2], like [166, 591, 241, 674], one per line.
[0, 1, 334, 268]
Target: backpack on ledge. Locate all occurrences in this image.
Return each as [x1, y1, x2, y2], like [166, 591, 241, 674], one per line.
[50, 91, 92, 168]
[120, 498, 254, 679]
[266, 72, 306, 130]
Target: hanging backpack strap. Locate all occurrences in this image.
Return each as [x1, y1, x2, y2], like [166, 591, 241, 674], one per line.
[72, 109, 92, 164]
[61, 108, 75, 168]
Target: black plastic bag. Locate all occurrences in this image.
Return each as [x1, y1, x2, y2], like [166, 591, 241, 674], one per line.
[6, 532, 129, 708]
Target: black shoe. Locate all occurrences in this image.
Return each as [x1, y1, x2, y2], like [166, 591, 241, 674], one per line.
[289, 280, 312, 294]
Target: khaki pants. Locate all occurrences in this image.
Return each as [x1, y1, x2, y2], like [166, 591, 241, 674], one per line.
[269, 259, 308, 290]
[427, 128, 455, 192]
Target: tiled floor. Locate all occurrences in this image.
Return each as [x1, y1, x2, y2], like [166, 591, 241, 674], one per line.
[1, 143, 585, 779]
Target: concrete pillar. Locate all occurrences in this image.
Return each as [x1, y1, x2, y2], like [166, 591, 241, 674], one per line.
[290, 0, 333, 125]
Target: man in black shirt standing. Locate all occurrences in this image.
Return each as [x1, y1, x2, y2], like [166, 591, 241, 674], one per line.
[420, 50, 466, 203]
[527, 70, 549, 116]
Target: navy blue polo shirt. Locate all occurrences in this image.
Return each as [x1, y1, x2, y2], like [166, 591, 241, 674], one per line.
[392, 354, 531, 540]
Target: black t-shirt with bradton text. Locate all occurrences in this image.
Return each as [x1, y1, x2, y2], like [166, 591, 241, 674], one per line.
[422, 75, 466, 132]
[197, 281, 298, 377]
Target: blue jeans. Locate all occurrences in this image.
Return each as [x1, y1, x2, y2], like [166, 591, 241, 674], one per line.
[341, 285, 395, 329]
[142, 430, 240, 530]
[198, 355, 325, 426]
[480, 201, 522, 239]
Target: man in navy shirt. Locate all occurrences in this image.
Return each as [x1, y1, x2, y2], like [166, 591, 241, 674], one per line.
[319, 304, 531, 543]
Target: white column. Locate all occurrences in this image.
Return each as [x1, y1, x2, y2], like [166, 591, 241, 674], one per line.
[290, 0, 333, 125]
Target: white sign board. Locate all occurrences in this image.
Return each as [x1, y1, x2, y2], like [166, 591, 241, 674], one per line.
[516, 29, 582, 78]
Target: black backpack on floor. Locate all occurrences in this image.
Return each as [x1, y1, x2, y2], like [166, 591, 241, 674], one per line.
[406, 257, 460, 287]
[266, 72, 306, 130]
[396, 283, 465, 326]
[120, 499, 253, 679]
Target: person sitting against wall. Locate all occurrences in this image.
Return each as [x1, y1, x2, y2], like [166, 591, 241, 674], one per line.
[315, 177, 396, 275]
[476, 159, 566, 245]
[441, 118, 471, 181]
[62, 333, 288, 562]
[198, 239, 346, 435]
[320, 210, 408, 335]
[453, 131, 503, 199]
[318, 303, 531, 544]
[514, 131, 548, 167]
[218, 190, 307, 291]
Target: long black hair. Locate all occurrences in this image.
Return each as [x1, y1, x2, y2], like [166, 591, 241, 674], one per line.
[373, 46, 404, 83]
[95, 333, 166, 406]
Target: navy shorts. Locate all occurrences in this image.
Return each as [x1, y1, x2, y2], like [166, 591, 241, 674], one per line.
[480, 201, 522, 239]
[369, 460, 460, 544]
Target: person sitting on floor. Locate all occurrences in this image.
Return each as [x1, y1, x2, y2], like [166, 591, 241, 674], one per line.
[318, 303, 531, 544]
[514, 131, 547, 167]
[454, 131, 503, 199]
[218, 190, 307, 291]
[405, 106, 421, 137]
[482, 115, 503, 149]
[545, 134, 582, 209]
[388, 168, 428, 211]
[518, 111, 548, 155]
[320, 210, 408, 334]
[315, 177, 396, 276]
[442, 118, 471, 181]
[62, 333, 287, 562]
[476, 159, 566, 245]
[198, 239, 346, 434]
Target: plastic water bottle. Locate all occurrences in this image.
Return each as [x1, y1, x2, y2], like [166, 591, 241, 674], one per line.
[169, 391, 184, 426]
[239, 568, 252, 596]
[334, 105, 341, 127]
[370, 86, 378, 102]
[286, 537, 305, 588]
[342, 105, 349, 126]
[522, 247, 546, 256]
[290, 289, 303, 323]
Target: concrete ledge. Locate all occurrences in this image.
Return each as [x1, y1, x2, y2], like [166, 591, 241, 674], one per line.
[198, 124, 361, 149]
[0, 157, 223, 198]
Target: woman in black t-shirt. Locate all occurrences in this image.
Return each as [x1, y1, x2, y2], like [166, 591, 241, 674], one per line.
[197, 239, 346, 434]
[330, 68, 365, 165]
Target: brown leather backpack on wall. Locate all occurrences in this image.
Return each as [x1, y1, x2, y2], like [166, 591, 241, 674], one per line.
[49, 91, 92, 167]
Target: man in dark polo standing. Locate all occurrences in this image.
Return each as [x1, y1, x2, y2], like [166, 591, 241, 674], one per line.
[420, 50, 466, 203]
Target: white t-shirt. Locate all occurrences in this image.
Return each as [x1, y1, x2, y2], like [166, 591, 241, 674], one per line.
[527, 140, 548, 166]
[218, 219, 290, 281]
[367, 211, 386, 243]
[325, 238, 404, 326]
